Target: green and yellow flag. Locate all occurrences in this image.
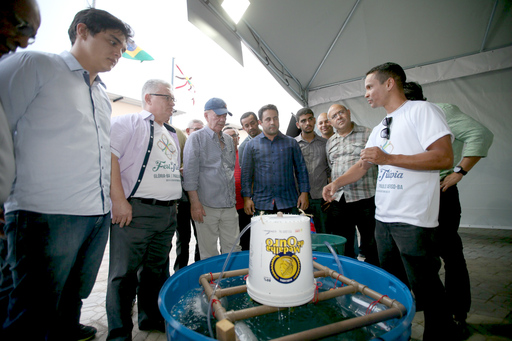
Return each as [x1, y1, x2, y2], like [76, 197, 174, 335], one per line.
[123, 41, 154, 62]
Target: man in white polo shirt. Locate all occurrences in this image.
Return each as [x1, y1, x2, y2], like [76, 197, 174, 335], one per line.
[107, 79, 181, 339]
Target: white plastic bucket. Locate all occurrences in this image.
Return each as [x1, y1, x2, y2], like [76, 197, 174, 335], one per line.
[246, 214, 315, 307]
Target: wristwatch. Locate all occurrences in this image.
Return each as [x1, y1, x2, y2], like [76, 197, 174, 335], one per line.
[453, 166, 467, 176]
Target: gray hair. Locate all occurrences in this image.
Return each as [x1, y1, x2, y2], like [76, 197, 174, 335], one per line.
[187, 119, 204, 129]
[141, 79, 171, 109]
[222, 126, 239, 135]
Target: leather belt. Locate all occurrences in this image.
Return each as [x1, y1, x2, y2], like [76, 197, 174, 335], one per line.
[130, 197, 177, 207]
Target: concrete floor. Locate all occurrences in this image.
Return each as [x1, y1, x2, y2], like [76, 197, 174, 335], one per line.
[81, 227, 512, 341]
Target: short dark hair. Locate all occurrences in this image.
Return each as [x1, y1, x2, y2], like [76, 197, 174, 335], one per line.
[403, 82, 427, 101]
[295, 107, 314, 121]
[366, 62, 407, 91]
[240, 111, 257, 124]
[68, 8, 133, 45]
[258, 104, 278, 121]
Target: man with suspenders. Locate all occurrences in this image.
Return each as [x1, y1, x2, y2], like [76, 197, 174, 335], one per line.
[107, 79, 181, 339]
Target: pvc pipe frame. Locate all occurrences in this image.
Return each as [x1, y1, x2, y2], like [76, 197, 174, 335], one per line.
[198, 261, 408, 341]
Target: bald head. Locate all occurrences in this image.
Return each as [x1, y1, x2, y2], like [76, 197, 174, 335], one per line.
[327, 104, 353, 135]
[327, 104, 348, 116]
[317, 112, 334, 139]
[0, 0, 41, 57]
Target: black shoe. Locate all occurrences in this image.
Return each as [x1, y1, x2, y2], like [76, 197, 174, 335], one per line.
[454, 319, 470, 340]
[77, 324, 97, 341]
[139, 320, 165, 333]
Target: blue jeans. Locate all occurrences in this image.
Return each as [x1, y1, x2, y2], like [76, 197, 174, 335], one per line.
[0, 210, 109, 340]
[375, 220, 455, 340]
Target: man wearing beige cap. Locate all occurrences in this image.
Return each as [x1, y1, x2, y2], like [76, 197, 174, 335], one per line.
[183, 98, 241, 259]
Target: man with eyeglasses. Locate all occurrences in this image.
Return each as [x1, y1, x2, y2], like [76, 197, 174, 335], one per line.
[185, 119, 204, 135]
[323, 62, 457, 340]
[0, 0, 40, 205]
[0, 8, 133, 341]
[107, 79, 181, 339]
[324, 104, 379, 265]
[0, 0, 40, 338]
[0, 0, 40, 56]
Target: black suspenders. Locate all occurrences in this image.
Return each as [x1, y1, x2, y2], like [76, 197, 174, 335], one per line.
[128, 120, 155, 198]
[127, 121, 177, 198]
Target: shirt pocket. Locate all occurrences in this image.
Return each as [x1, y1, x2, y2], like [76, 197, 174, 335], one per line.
[347, 143, 365, 156]
[254, 147, 271, 171]
[223, 149, 235, 170]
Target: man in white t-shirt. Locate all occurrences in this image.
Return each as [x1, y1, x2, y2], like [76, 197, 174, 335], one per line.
[107, 79, 182, 339]
[323, 62, 458, 340]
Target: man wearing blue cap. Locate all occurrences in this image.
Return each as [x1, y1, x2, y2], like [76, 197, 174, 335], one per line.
[183, 98, 241, 259]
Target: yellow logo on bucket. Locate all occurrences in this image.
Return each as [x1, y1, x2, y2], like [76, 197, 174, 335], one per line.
[265, 236, 305, 254]
[266, 236, 304, 284]
[270, 253, 301, 283]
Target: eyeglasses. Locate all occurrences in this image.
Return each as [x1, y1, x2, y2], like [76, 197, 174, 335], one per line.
[380, 117, 392, 139]
[223, 126, 239, 138]
[329, 109, 347, 120]
[14, 14, 36, 44]
[149, 94, 176, 102]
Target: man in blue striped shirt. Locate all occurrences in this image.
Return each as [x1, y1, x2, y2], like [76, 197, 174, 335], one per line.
[241, 104, 310, 215]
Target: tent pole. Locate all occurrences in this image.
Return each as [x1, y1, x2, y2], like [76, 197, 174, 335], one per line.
[306, 0, 361, 91]
[480, 0, 499, 52]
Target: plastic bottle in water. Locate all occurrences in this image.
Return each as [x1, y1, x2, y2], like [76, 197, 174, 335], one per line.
[337, 293, 397, 333]
[234, 321, 258, 341]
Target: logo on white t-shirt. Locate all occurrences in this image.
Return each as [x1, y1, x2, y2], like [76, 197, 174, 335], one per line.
[134, 125, 182, 200]
[157, 134, 177, 160]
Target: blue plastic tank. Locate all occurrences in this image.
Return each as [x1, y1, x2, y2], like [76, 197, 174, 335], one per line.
[159, 251, 415, 341]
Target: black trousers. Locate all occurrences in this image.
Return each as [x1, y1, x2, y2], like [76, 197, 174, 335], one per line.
[325, 195, 379, 266]
[174, 199, 200, 271]
[435, 184, 471, 320]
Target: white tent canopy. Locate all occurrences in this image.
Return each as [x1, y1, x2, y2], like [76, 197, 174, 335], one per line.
[189, 0, 512, 228]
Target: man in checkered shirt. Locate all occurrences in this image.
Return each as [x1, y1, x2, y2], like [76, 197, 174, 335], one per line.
[325, 103, 379, 265]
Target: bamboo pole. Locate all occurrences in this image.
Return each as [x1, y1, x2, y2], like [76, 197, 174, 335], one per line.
[312, 261, 407, 316]
[271, 308, 404, 341]
[197, 260, 408, 340]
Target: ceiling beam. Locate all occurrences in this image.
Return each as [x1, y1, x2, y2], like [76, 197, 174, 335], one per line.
[305, 0, 362, 91]
[242, 21, 307, 104]
[480, 0, 499, 52]
[192, 0, 308, 105]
